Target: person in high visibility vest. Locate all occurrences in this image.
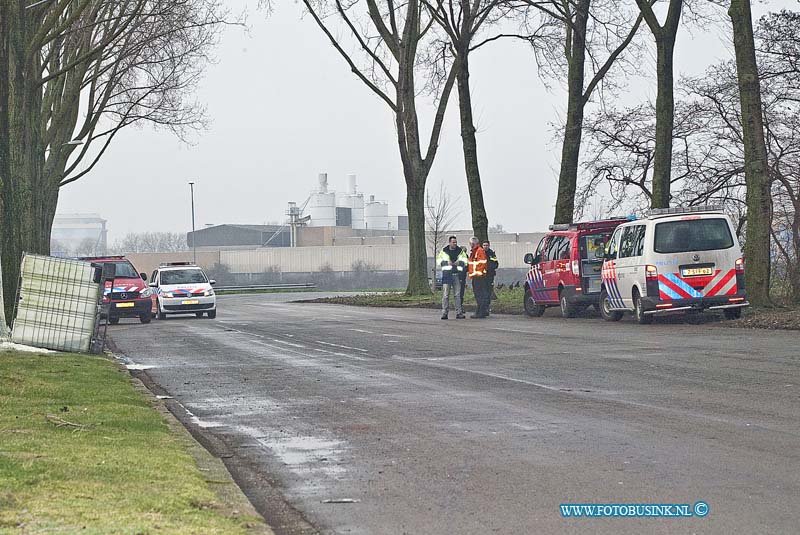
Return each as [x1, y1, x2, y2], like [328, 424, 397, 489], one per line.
[468, 237, 491, 318]
[437, 235, 468, 319]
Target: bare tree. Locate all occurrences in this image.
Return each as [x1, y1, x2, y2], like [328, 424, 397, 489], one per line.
[517, 0, 645, 224]
[423, 0, 505, 241]
[425, 182, 460, 265]
[634, 0, 684, 209]
[0, 0, 227, 322]
[0, 1, 9, 334]
[580, 10, 800, 303]
[302, 0, 457, 295]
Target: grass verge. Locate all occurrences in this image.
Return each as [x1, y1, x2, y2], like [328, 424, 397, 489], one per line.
[0, 351, 265, 534]
[301, 286, 526, 315]
[301, 287, 800, 329]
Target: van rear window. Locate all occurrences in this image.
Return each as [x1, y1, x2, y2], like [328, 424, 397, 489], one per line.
[654, 218, 734, 254]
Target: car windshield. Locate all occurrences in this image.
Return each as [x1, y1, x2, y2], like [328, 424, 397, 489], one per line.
[654, 218, 734, 254]
[105, 261, 138, 278]
[160, 269, 207, 285]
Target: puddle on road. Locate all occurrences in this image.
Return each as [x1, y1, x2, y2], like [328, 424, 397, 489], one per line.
[125, 363, 157, 370]
[262, 436, 345, 469]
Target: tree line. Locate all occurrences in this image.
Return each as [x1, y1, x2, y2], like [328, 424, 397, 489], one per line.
[0, 0, 227, 322]
[0, 0, 794, 329]
[301, 0, 787, 306]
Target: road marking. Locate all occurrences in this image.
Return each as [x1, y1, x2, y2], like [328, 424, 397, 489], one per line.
[490, 327, 542, 335]
[312, 348, 366, 361]
[271, 338, 307, 349]
[349, 328, 374, 334]
[316, 341, 369, 353]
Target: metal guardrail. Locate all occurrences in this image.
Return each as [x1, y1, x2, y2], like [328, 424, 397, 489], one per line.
[214, 283, 316, 292]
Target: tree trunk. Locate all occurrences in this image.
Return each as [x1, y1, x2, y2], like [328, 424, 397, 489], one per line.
[0, 0, 9, 333]
[553, 0, 589, 225]
[455, 49, 488, 240]
[3, 4, 48, 322]
[405, 179, 430, 294]
[651, 35, 676, 209]
[730, 0, 772, 306]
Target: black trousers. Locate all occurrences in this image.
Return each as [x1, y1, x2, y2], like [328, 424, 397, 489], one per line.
[471, 277, 491, 316]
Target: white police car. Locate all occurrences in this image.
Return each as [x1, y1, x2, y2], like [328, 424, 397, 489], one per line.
[149, 262, 217, 320]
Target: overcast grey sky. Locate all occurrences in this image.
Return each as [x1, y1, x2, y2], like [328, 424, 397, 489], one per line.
[55, 0, 792, 242]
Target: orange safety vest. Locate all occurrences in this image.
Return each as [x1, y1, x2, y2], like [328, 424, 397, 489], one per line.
[468, 246, 488, 278]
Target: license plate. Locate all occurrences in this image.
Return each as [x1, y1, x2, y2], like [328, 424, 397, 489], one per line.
[681, 267, 713, 277]
[181, 299, 200, 305]
[116, 302, 135, 308]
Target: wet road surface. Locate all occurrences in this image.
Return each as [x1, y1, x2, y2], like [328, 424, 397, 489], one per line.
[109, 293, 800, 534]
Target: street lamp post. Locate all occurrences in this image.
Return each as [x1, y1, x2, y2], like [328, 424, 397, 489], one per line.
[189, 181, 196, 264]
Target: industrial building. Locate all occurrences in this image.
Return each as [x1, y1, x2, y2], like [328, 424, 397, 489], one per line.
[189, 173, 409, 250]
[304, 173, 407, 232]
[186, 224, 291, 249]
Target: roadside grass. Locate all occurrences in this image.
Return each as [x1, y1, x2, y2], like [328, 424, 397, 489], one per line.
[0, 351, 262, 534]
[301, 287, 800, 329]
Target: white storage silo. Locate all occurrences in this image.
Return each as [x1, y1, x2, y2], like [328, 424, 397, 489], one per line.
[365, 195, 390, 230]
[337, 174, 365, 229]
[308, 173, 337, 227]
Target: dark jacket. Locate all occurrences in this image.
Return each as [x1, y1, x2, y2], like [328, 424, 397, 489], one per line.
[485, 247, 499, 277]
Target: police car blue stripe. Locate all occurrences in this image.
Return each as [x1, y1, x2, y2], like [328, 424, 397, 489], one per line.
[658, 282, 683, 300]
[663, 273, 702, 298]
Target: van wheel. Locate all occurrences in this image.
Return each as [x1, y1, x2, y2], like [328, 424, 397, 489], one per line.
[600, 289, 623, 322]
[524, 288, 545, 317]
[195, 312, 204, 318]
[634, 291, 653, 325]
[109, 317, 120, 325]
[156, 301, 167, 320]
[139, 313, 151, 324]
[559, 291, 576, 318]
[207, 310, 217, 319]
[723, 307, 742, 320]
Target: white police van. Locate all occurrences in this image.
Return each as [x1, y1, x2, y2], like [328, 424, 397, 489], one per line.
[599, 206, 748, 324]
[149, 262, 217, 320]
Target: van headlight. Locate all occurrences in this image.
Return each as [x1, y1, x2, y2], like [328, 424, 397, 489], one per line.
[204, 289, 214, 296]
[162, 291, 174, 298]
[140, 288, 153, 298]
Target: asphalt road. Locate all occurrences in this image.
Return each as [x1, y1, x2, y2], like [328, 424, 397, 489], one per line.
[109, 293, 800, 535]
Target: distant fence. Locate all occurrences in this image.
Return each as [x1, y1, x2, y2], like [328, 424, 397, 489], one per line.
[214, 283, 316, 291]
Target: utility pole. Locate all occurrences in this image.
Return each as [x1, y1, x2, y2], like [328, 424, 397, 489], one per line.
[189, 181, 196, 263]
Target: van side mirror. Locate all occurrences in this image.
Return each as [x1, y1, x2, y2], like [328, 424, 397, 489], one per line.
[209, 279, 216, 286]
[523, 253, 534, 265]
[140, 273, 147, 281]
[148, 282, 157, 288]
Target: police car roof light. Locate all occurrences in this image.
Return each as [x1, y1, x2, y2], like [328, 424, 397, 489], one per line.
[549, 217, 630, 232]
[159, 261, 196, 267]
[646, 204, 723, 217]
